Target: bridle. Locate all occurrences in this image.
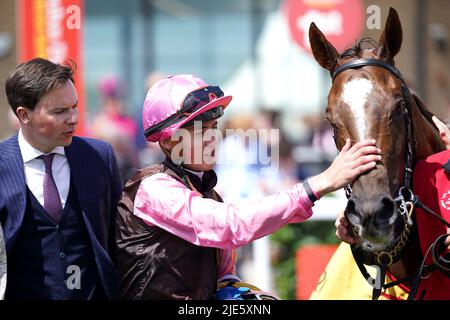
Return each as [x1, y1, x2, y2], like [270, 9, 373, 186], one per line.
[330, 58, 450, 300]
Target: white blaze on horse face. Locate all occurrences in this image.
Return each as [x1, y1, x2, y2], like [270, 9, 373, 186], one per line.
[341, 78, 373, 140]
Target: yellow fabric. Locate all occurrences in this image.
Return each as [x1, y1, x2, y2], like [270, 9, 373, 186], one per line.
[309, 243, 409, 300]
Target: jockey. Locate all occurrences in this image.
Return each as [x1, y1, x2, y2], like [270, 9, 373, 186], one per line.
[114, 74, 381, 300]
[333, 116, 450, 300]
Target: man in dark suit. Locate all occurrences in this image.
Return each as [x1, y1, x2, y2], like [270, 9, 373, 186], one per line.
[0, 58, 122, 299]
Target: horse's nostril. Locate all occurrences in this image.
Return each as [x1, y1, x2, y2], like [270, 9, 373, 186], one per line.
[345, 200, 355, 216]
[345, 199, 362, 226]
[375, 197, 396, 225]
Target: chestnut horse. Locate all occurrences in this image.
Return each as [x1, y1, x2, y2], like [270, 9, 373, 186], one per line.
[309, 8, 446, 299]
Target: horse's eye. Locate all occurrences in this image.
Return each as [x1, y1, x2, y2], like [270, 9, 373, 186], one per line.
[390, 101, 403, 117]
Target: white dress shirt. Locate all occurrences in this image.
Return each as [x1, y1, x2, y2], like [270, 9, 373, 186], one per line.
[18, 130, 70, 209]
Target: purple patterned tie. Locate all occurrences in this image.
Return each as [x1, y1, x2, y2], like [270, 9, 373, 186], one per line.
[41, 153, 62, 223]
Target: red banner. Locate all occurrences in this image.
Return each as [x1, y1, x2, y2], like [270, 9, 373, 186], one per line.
[17, 0, 85, 136]
[284, 0, 364, 54]
[296, 244, 338, 299]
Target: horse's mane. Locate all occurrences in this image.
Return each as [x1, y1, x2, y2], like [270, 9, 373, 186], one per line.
[409, 90, 439, 132]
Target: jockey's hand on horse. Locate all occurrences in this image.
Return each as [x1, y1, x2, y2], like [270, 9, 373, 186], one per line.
[311, 138, 381, 245]
[309, 138, 381, 196]
[432, 116, 450, 149]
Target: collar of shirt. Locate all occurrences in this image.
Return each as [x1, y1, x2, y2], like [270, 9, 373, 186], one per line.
[18, 129, 66, 163]
[183, 167, 204, 181]
[162, 157, 218, 194]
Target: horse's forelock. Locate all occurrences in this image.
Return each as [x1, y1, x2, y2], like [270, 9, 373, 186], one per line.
[340, 38, 379, 59]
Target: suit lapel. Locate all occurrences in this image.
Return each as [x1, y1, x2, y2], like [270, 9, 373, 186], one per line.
[65, 138, 95, 213]
[65, 138, 105, 239]
[0, 135, 27, 253]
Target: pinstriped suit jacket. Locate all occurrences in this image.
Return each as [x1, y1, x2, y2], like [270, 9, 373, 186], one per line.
[0, 134, 123, 299]
[0, 223, 5, 300]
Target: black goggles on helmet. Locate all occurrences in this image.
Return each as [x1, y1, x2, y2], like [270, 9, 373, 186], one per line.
[144, 86, 225, 138]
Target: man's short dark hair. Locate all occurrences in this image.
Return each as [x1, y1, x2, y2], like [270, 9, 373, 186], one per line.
[5, 58, 76, 115]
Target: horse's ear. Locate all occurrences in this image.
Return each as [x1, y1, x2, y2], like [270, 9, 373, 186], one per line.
[309, 22, 338, 71]
[377, 7, 402, 59]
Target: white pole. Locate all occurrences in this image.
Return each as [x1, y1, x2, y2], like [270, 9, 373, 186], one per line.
[252, 236, 272, 292]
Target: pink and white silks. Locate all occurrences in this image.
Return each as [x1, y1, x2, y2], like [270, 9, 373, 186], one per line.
[133, 172, 316, 279]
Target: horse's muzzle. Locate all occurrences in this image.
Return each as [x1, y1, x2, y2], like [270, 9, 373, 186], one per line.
[345, 196, 398, 245]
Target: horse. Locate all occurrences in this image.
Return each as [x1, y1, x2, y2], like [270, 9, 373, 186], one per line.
[308, 7, 447, 299]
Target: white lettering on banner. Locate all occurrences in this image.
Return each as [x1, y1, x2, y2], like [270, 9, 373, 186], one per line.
[46, 0, 67, 63]
[297, 9, 343, 49]
[441, 190, 450, 211]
